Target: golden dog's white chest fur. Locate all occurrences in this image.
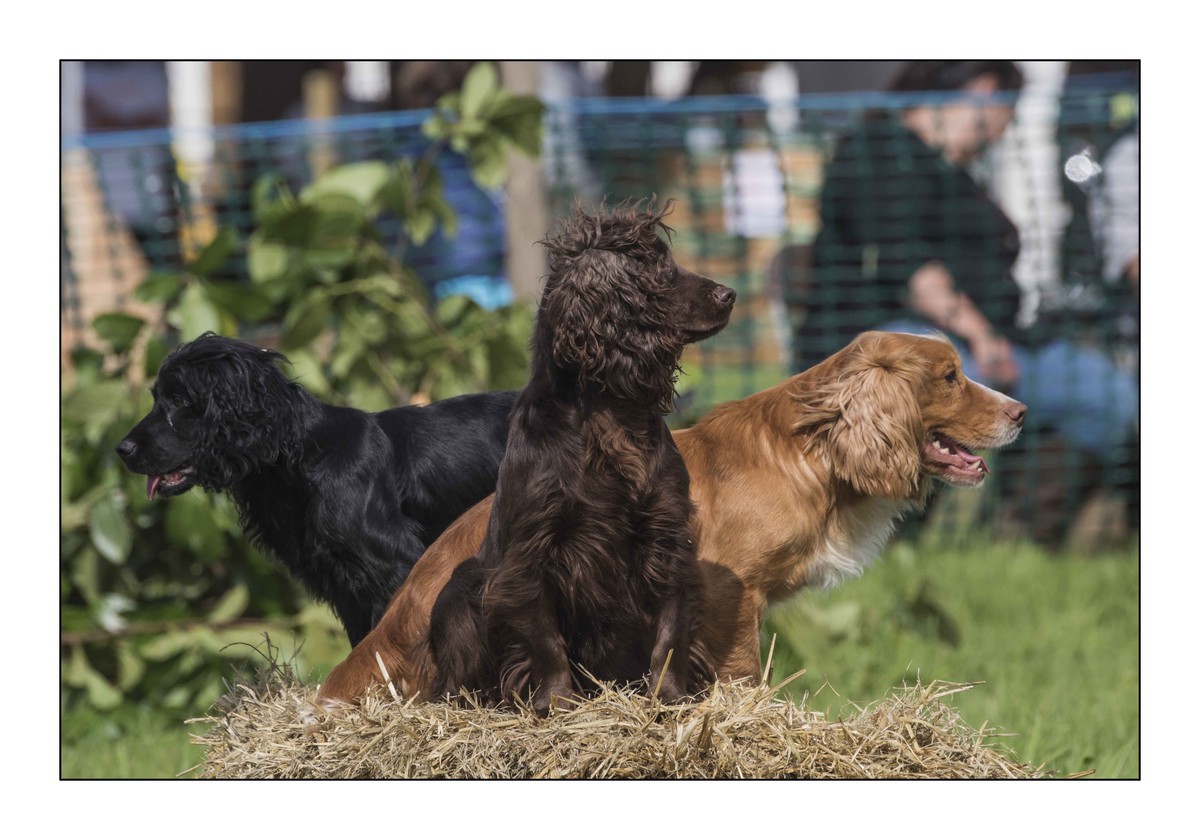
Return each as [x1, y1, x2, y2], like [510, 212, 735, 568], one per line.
[801, 497, 912, 592]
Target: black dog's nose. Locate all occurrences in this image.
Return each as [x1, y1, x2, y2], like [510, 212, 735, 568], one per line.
[714, 286, 737, 307]
[116, 439, 137, 460]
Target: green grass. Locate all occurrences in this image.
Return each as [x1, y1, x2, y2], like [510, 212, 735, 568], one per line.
[763, 537, 1139, 778]
[62, 537, 1138, 779]
[61, 704, 209, 779]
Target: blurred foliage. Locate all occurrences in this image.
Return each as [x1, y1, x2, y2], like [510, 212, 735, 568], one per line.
[61, 63, 542, 717]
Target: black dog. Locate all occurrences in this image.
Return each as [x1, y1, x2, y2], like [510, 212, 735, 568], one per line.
[116, 333, 517, 645]
[429, 202, 735, 713]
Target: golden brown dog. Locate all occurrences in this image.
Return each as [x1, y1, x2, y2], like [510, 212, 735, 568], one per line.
[314, 331, 1026, 707]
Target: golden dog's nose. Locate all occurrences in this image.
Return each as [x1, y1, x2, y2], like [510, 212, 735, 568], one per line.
[1006, 402, 1027, 426]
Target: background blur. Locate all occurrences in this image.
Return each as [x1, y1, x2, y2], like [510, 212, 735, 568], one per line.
[59, 60, 1139, 778]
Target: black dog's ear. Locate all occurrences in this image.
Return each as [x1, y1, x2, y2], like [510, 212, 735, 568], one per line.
[184, 341, 315, 485]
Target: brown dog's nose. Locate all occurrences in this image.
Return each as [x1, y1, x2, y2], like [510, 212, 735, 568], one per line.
[714, 286, 736, 307]
[1006, 401, 1027, 426]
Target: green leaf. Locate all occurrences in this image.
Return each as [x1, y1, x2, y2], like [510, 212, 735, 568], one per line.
[187, 228, 239, 278]
[284, 347, 332, 397]
[61, 605, 96, 634]
[61, 380, 128, 425]
[203, 282, 274, 321]
[135, 271, 184, 304]
[247, 235, 289, 284]
[258, 202, 318, 245]
[466, 134, 510, 189]
[457, 116, 489, 138]
[405, 207, 437, 246]
[346, 307, 387, 345]
[140, 631, 195, 662]
[358, 272, 403, 299]
[460, 62, 499, 120]
[424, 191, 458, 240]
[330, 329, 365, 379]
[69, 545, 102, 604]
[143, 334, 169, 379]
[300, 247, 356, 275]
[64, 646, 91, 687]
[89, 494, 132, 564]
[490, 95, 545, 158]
[92, 313, 146, 355]
[302, 161, 390, 208]
[311, 189, 368, 231]
[435, 293, 475, 327]
[281, 293, 331, 349]
[170, 282, 223, 340]
[85, 668, 123, 709]
[209, 584, 250, 623]
[251, 172, 292, 222]
[114, 641, 146, 691]
[66, 646, 124, 709]
[163, 491, 226, 559]
[69, 346, 106, 380]
[379, 164, 412, 219]
[254, 272, 297, 305]
[421, 112, 453, 142]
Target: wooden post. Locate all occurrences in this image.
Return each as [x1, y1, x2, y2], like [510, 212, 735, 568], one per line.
[499, 61, 549, 302]
[303, 68, 340, 178]
[209, 61, 242, 125]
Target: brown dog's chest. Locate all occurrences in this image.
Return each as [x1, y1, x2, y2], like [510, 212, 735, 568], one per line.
[580, 414, 668, 495]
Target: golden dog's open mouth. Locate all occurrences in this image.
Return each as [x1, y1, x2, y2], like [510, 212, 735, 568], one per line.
[923, 432, 989, 486]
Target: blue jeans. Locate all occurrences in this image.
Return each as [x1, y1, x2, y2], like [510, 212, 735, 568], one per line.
[878, 321, 1138, 458]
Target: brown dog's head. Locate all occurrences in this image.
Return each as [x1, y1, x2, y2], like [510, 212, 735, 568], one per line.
[792, 331, 1026, 500]
[534, 200, 735, 412]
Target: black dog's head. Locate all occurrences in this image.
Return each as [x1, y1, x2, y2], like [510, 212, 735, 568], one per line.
[116, 333, 314, 499]
[535, 200, 735, 412]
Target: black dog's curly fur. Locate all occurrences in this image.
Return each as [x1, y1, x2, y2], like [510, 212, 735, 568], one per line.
[116, 334, 517, 645]
[428, 202, 736, 713]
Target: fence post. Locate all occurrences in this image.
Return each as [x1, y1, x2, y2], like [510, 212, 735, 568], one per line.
[499, 61, 549, 302]
[303, 68, 340, 178]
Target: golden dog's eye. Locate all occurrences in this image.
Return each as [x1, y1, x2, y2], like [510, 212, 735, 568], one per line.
[944, 371, 958, 384]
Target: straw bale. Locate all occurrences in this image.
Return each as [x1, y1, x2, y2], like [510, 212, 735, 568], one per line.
[190, 669, 1044, 780]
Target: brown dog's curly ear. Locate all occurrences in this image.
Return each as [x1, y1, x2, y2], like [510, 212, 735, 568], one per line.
[541, 254, 623, 375]
[794, 338, 924, 499]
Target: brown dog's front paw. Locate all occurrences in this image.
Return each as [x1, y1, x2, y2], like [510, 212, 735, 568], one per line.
[532, 674, 575, 717]
[654, 674, 689, 705]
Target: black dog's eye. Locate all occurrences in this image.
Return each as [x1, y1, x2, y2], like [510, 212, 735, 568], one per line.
[167, 395, 190, 411]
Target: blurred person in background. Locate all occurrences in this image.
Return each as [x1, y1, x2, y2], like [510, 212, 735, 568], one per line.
[390, 61, 510, 308]
[1048, 62, 1139, 352]
[790, 60, 1138, 543]
[81, 60, 182, 269]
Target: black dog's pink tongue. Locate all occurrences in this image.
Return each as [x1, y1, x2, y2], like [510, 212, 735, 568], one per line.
[147, 475, 162, 500]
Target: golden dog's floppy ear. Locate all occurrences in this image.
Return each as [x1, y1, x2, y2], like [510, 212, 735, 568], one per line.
[793, 336, 925, 499]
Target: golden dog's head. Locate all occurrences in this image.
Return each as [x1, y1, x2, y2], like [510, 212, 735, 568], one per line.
[792, 331, 1026, 500]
